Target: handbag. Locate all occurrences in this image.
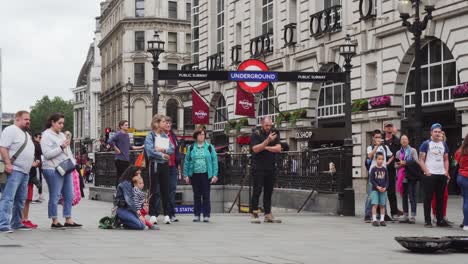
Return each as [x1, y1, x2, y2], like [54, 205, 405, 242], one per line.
[56, 158, 75, 176]
[0, 132, 28, 183]
[59, 169, 82, 206]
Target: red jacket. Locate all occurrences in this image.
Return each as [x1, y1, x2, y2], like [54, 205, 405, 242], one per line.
[455, 149, 468, 177]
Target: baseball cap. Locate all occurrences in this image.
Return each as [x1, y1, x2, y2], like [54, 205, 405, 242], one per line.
[384, 122, 393, 127]
[430, 123, 442, 131]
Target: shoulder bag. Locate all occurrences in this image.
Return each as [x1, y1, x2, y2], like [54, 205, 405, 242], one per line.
[0, 132, 28, 183]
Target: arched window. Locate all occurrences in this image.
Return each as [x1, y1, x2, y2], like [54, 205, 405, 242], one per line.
[214, 95, 227, 132]
[257, 84, 279, 124]
[166, 99, 179, 129]
[318, 64, 344, 119]
[405, 39, 458, 108]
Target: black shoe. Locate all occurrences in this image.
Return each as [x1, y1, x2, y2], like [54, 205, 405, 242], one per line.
[64, 222, 83, 229]
[364, 217, 371, 223]
[436, 220, 452, 228]
[380, 221, 387, 227]
[424, 222, 433, 228]
[51, 223, 66, 230]
[372, 221, 379, 227]
[384, 215, 394, 222]
[460, 224, 464, 229]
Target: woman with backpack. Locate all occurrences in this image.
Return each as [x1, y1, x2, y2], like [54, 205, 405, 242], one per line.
[183, 128, 218, 223]
[394, 134, 420, 224]
[455, 134, 468, 231]
[144, 115, 174, 225]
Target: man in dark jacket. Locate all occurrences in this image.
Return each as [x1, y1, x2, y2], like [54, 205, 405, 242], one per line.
[383, 122, 403, 219]
[163, 117, 182, 223]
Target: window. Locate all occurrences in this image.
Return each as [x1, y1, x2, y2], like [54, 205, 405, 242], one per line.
[135, 0, 144, 17]
[257, 83, 278, 124]
[262, 0, 274, 35]
[323, 0, 341, 31]
[134, 63, 145, 86]
[214, 96, 227, 131]
[405, 39, 458, 107]
[366, 62, 377, 91]
[167, 63, 178, 86]
[186, 3, 191, 21]
[166, 99, 179, 129]
[185, 33, 191, 53]
[168, 32, 178, 52]
[192, 2, 200, 63]
[217, 0, 225, 53]
[318, 65, 344, 119]
[288, 82, 297, 104]
[135, 31, 145, 51]
[168, 1, 178, 19]
[184, 107, 195, 130]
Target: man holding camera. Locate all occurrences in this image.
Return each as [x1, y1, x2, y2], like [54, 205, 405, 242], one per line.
[250, 117, 282, 224]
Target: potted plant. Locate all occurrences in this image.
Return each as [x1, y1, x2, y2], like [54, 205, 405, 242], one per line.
[290, 109, 308, 127]
[369, 95, 391, 109]
[225, 120, 239, 136]
[352, 99, 368, 112]
[238, 118, 255, 134]
[275, 112, 291, 128]
[452, 83, 468, 99]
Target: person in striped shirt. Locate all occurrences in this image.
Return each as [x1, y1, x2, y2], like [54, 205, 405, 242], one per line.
[132, 176, 158, 230]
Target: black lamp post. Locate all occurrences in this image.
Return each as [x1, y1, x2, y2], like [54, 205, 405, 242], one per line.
[147, 31, 165, 116]
[398, 0, 437, 147]
[126, 77, 133, 127]
[339, 34, 357, 216]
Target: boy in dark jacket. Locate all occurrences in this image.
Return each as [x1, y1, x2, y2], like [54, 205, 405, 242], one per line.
[369, 153, 389, 227]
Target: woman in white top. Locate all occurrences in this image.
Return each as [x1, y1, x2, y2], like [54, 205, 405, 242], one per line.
[41, 113, 82, 229]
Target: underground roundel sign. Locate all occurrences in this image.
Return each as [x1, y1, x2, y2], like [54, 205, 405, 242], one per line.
[230, 59, 277, 94]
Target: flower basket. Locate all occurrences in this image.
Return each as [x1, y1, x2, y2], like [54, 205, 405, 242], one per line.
[275, 112, 291, 127]
[236, 135, 251, 145]
[369, 95, 391, 109]
[290, 109, 307, 127]
[352, 99, 368, 112]
[452, 83, 468, 99]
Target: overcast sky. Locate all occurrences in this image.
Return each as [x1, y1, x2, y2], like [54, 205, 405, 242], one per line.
[0, 0, 102, 113]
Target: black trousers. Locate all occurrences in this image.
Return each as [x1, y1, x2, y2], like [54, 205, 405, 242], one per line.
[115, 160, 130, 187]
[149, 162, 170, 216]
[387, 167, 399, 215]
[250, 168, 275, 214]
[423, 174, 447, 224]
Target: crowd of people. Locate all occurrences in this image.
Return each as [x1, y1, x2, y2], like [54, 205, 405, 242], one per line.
[365, 122, 468, 231]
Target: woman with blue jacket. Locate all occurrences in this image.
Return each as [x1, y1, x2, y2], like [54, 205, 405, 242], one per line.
[145, 115, 174, 225]
[184, 128, 218, 222]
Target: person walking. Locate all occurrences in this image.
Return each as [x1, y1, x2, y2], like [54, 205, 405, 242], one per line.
[249, 117, 282, 224]
[41, 113, 82, 229]
[383, 122, 403, 219]
[0, 111, 35, 233]
[108, 120, 144, 187]
[183, 128, 218, 223]
[395, 135, 420, 224]
[31, 133, 44, 202]
[455, 134, 468, 231]
[144, 115, 174, 225]
[163, 117, 182, 222]
[431, 130, 452, 224]
[419, 123, 451, 228]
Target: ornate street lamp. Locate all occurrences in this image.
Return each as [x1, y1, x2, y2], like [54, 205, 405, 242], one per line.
[398, 0, 438, 147]
[339, 34, 357, 216]
[126, 77, 133, 127]
[147, 31, 165, 116]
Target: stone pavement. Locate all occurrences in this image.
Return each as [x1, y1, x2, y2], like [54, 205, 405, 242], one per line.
[1, 186, 467, 264]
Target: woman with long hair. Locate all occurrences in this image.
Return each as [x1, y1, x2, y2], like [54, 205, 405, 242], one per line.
[41, 113, 81, 229]
[455, 134, 468, 231]
[394, 135, 419, 224]
[144, 115, 174, 225]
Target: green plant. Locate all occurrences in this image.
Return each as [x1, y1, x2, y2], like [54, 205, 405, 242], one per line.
[275, 112, 291, 126]
[224, 120, 238, 133]
[290, 109, 307, 126]
[238, 118, 249, 126]
[352, 99, 368, 112]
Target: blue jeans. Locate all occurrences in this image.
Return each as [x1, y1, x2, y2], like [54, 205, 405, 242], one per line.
[457, 174, 468, 226]
[168, 166, 178, 217]
[402, 181, 417, 216]
[191, 173, 211, 218]
[43, 169, 73, 219]
[0, 170, 29, 229]
[116, 208, 145, 230]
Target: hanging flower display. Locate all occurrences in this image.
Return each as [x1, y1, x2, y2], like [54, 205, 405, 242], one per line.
[369, 95, 391, 109]
[236, 135, 251, 145]
[452, 82, 468, 99]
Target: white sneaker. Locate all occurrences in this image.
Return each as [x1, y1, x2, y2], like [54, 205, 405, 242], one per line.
[164, 215, 171, 224]
[170, 216, 179, 222]
[463, 226, 468, 231]
[149, 216, 158, 224]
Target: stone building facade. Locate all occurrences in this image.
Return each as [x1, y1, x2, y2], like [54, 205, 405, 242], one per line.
[98, 0, 192, 133]
[167, 0, 468, 193]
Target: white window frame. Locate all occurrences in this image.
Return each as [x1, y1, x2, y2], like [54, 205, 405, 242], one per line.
[404, 40, 458, 108]
[257, 84, 278, 125]
[318, 65, 344, 119]
[214, 96, 227, 132]
[217, 0, 225, 53]
[167, 32, 178, 53]
[262, 0, 274, 35]
[192, 3, 200, 63]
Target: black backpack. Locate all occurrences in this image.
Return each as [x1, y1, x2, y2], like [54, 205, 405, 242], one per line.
[188, 144, 213, 154]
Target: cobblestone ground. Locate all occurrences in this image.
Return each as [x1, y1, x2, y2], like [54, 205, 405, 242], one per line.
[0, 185, 467, 264]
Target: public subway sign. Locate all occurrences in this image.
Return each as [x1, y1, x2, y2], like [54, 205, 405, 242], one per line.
[235, 59, 271, 93]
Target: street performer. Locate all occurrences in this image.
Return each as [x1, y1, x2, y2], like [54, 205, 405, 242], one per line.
[250, 116, 282, 224]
